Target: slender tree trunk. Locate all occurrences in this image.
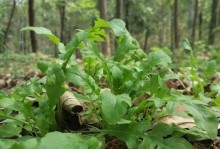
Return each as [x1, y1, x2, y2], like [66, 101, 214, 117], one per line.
[143, 29, 150, 52]
[99, 0, 107, 20]
[124, 0, 130, 30]
[198, 12, 202, 40]
[3, 0, 16, 45]
[173, 0, 179, 49]
[208, 0, 218, 45]
[170, 5, 174, 50]
[58, 1, 66, 43]
[191, 0, 198, 48]
[98, 0, 111, 56]
[116, 0, 123, 19]
[28, 0, 38, 52]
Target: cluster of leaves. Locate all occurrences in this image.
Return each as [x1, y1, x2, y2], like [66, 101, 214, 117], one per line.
[0, 19, 220, 149]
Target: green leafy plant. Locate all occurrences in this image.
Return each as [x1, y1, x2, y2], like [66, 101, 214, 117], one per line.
[0, 19, 219, 149]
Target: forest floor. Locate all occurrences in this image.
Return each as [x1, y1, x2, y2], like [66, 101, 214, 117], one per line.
[0, 52, 220, 149]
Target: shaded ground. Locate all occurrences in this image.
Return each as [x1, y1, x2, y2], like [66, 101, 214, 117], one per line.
[0, 52, 220, 149]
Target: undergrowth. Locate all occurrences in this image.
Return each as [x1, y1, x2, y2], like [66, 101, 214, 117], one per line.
[0, 19, 220, 149]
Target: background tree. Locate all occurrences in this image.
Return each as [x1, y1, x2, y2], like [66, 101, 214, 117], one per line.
[124, 0, 130, 30]
[3, 0, 16, 45]
[28, 0, 38, 52]
[98, 0, 111, 56]
[115, 0, 123, 19]
[57, 0, 66, 44]
[0, 0, 219, 56]
[173, 0, 179, 49]
[191, 0, 198, 48]
[208, 0, 218, 45]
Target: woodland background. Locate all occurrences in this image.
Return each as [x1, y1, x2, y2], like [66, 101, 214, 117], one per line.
[1, 0, 220, 58]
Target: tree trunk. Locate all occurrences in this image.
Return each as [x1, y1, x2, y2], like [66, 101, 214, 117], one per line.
[170, 5, 174, 50]
[115, 0, 123, 19]
[3, 0, 16, 45]
[28, 0, 38, 53]
[58, 1, 66, 43]
[124, 0, 130, 30]
[98, 0, 111, 57]
[143, 29, 150, 52]
[198, 12, 203, 40]
[191, 0, 198, 48]
[208, 0, 218, 45]
[173, 0, 179, 49]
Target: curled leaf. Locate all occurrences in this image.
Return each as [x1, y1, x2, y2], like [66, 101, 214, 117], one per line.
[60, 91, 83, 114]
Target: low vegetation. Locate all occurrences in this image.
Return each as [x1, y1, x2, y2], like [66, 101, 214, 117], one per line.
[0, 19, 220, 149]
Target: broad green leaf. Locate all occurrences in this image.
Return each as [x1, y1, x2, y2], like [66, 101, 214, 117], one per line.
[106, 121, 150, 149]
[203, 60, 216, 79]
[179, 126, 211, 141]
[111, 64, 124, 80]
[65, 65, 100, 96]
[45, 64, 66, 108]
[0, 98, 15, 109]
[101, 91, 131, 124]
[213, 97, 220, 106]
[21, 27, 52, 35]
[184, 104, 218, 139]
[109, 19, 127, 36]
[88, 28, 106, 41]
[150, 123, 173, 138]
[149, 75, 159, 95]
[58, 43, 65, 53]
[146, 51, 172, 69]
[61, 30, 87, 69]
[181, 38, 192, 51]
[110, 64, 124, 92]
[37, 61, 49, 73]
[94, 18, 111, 29]
[0, 139, 17, 149]
[17, 136, 39, 149]
[0, 123, 22, 138]
[38, 131, 100, 149]
[139, 124, 194, 149]
[113, 38, 138, 62]
[21, 27, 60, 45]
[160, 137, 194, 149]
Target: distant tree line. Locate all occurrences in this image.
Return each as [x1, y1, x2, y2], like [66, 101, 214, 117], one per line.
[0, 0, 219, 56]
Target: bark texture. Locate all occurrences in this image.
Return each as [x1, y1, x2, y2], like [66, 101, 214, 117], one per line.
[28, 0, 38, 52]
[208, 0, 218, 45]
[3, 0, 16, 45]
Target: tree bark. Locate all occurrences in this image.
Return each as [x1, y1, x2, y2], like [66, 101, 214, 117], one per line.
[3, 0, 16, 45]
[170, 5, 174, 50]
[208, 0, 218, 45]
[124, 0, 130, 30]
[28, 0, 38, 52]
[115, 0, 123, 19]
[143, 29, 150, 52]
[198, 12, 202, 40]
[191, 0, 198, 48]
[98, 0, 111, 57]
[173, 0, 179, 49]
[58, 1, 66, 43]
